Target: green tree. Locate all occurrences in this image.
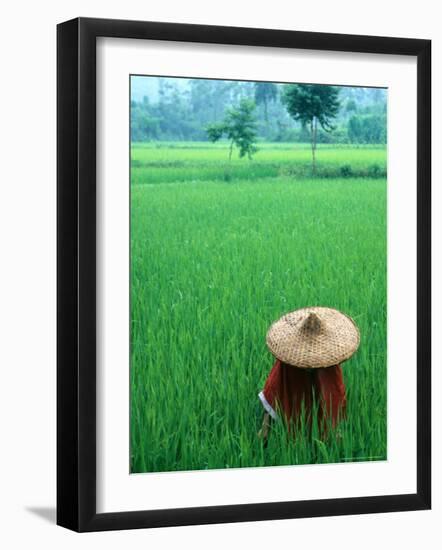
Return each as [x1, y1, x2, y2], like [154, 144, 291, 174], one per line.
[254, 82, 278, 122]
[345, 99, 357, 114]
[282, 84, 340, 173]
[348, 115, 363, 143]
[206, 99, 258, 160]
[348, 114, 386, 144]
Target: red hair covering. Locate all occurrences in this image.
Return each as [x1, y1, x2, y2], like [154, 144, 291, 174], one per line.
[259, 360, 346, 431]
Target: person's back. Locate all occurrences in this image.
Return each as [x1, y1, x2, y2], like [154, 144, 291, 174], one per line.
[258, 307, 359, 442]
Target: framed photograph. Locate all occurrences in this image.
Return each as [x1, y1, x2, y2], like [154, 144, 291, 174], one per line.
[57, 17, 431, 532]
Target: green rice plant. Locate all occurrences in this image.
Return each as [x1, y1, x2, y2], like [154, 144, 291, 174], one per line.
[130, 142, 387, 473]
[131, 142, 387, 185]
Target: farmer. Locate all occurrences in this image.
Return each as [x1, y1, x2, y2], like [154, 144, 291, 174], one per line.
[258, 306, 360, 441]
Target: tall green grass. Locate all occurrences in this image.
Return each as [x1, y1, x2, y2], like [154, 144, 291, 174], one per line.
[130, 142, 387, 473]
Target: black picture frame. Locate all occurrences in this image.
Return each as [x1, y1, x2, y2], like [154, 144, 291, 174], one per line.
[57, 17, 431, 532]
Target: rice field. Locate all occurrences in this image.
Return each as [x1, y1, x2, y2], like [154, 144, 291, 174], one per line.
[130, 142, 387, 473]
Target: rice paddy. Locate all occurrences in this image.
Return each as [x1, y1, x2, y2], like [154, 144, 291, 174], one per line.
[130, 142, 387, 474]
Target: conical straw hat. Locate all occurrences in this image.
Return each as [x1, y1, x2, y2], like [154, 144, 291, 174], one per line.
[266, 306, 360, 368]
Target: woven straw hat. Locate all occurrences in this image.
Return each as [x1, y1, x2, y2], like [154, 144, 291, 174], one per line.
[266, 306, 360, 368]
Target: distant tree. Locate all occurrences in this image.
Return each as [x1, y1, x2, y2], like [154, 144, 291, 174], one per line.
[345, 99, 357, 114]
[347, 115, 362, 143]
[130, 97, 161, 141]
[206, 99, 258, 160]
[254, 82, 278, 122]
[282, 84, 340, 173]
[348, 114, 386, 144]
